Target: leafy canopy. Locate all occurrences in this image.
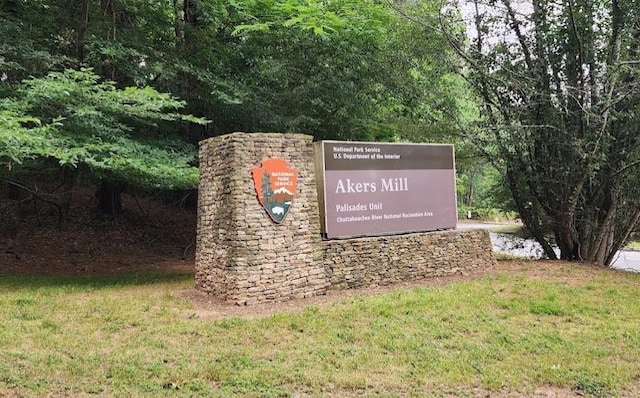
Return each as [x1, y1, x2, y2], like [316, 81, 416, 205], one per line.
[0, 68, 207, 189]
[446, 0, 640, 264]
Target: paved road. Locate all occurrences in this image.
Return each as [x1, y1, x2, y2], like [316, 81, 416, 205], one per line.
[610, 250, 640, 272]
[456, 222, 640, 272]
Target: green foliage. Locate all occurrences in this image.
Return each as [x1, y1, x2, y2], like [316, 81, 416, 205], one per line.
[574, 378, 609, 397]
[447, 0, 640, 264]
[233, 0, 363, 38]
[0, 3, 67, 85]
[1, 0, 472, 198]
[0, 111, 55, 167]
[0, 68, 205, 189]
[62, 0, 465, 142]
[2, 0, 471, 142]
[458, 205, 517, 222]
[211, 0, 400, 140]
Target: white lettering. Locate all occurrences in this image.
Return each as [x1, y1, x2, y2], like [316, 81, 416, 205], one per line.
[335, 179, 377, 194]
[380, 177, 408, 192]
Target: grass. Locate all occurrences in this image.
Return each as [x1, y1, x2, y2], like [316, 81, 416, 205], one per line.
[489, 223, 525, 234]
[1, 263, 640, 397]
[624, 241, 640, 251]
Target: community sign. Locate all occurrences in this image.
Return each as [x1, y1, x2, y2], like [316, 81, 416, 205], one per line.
[315, 141, 456, 238]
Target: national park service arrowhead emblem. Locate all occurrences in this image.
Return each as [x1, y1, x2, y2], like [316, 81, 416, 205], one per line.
[251, 158, 297, 223]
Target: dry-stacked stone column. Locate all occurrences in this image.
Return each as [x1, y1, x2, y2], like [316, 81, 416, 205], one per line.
[196, 132, 328, 305]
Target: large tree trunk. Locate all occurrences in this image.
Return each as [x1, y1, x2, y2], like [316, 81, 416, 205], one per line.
[174, 0, 200, 144]
[77, 0, 90, 63]
[96, 181, 124, 218]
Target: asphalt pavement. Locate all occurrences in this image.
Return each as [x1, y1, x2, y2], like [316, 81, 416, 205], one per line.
[456, 221, 640, 272]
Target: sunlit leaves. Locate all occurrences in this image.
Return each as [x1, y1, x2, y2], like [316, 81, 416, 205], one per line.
[0, 68, 204, 189]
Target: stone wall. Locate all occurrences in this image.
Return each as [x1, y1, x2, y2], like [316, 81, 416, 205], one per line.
[196, 133, 328, 305]
[196, 132, 496, 305]
[323, 229, 495, 289]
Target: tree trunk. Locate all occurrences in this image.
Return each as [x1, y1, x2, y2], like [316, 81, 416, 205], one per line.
[96, 181, 124, 218]
[176, 0, 199, 144]
[77, 0, 90, 63]
[60, 167, 75, 218]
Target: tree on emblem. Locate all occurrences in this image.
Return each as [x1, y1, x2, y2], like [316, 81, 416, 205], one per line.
[261, 171, 273, 203]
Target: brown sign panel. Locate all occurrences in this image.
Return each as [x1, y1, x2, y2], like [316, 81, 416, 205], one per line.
[252, 158, 297, 223]
[315, 141, 457, 238]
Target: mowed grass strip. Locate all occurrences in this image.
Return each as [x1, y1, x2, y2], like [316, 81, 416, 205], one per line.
[0, 262, 639, 397]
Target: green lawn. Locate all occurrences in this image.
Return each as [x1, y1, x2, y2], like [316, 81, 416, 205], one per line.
[1, 262, 639, 397]
[625, 241, 640, 251]
[488, 223, 524, 234]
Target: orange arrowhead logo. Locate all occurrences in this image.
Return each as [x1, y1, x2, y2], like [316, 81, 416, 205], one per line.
[251, 158, 298, 223]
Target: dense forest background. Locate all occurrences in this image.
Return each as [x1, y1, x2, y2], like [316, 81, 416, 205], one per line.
[2, 0, 640, 266]
[0, 0, 479, 213]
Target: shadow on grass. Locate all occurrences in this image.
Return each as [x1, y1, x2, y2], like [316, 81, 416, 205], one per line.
[0, 269, 194, 290]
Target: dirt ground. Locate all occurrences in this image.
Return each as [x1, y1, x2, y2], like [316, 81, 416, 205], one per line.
[0, 187, 196, 276]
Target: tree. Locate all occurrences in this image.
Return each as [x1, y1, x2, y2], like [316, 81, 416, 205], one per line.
[150, 0, 468, 142]
[441, 0, 640, 265]
[1, 0, 471, 221]
[0, 68, 206, 217]
[2, 0, 466, 142]
[261, 171, 273, 203]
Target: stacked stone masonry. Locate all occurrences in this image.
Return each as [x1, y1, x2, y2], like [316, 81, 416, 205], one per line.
[196, 132, 496, 305]
[323, 229, 495, 290]
[196, 133, 328, 305]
